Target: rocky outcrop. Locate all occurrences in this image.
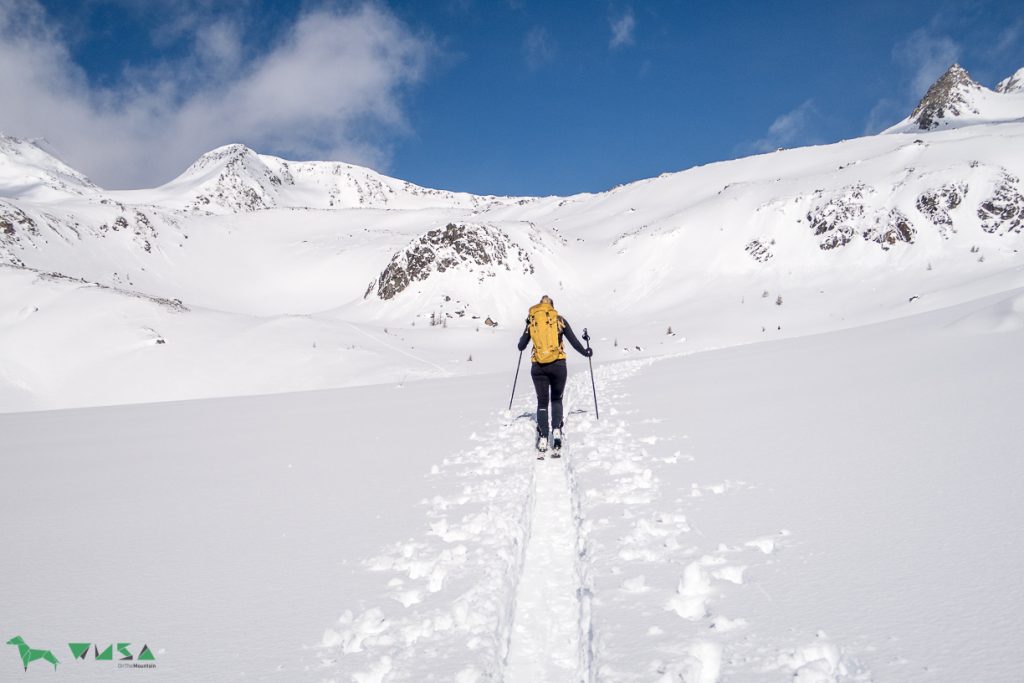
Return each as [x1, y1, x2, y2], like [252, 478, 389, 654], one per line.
[804, 186, 921, 251]
[0, 201, 39, 264]
[806, 184, 871, 250]
[863, 208, 915, 249]
[744, 239, 773, 262]
[916, 183, 967, 238]
[909, 64, 983, 130]
[372, 223, 534, 300]
[978, 172, 1023, 235]
[996, 67, 1024, 94]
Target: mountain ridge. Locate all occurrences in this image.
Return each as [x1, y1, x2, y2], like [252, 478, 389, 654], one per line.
[2, 64, 1024, 410]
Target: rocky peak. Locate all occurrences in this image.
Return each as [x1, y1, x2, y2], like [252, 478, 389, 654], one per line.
[172, 143, 293, 212]
[909, 63, 984, 130]
[180, 144, 274, 180]
[996, 66, 1024, 94]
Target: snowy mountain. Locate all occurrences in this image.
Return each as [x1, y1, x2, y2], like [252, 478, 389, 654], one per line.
[113, 143, 518, 214]
[996, 66, 1024, 94]
[886, 63, 1024, 132]
[2, 64, 1024, 410]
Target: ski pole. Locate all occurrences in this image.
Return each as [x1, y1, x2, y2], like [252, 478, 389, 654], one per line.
[582, 328, 599, 419]
[508, 349, 523, 411]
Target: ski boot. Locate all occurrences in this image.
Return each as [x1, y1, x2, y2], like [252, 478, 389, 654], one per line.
[551, 428, 563, 458]
[535, 432, 549, 460]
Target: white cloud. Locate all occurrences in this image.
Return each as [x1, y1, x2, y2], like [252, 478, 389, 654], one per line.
[750, 100, 822, 153]
[609, 8, 635, 49]
[523, 26, 555, 70]
[894, 28, 961, 96]
[0, 0, 432, 188]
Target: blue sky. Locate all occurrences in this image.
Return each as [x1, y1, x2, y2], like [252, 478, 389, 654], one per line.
[3, 0, 1022, 194]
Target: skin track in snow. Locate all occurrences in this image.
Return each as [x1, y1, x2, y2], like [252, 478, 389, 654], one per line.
[505, 459, 581, 681]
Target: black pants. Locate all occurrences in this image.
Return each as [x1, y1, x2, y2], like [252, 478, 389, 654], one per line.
[531, 359, 567, 437]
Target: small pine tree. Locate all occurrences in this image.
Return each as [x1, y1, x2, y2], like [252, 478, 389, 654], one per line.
[667, 326, 673, 335]
[775, 295, 783, 306]
[927, 262, 932, 271]
[614, 338, 618, 347]
[467, 354, 473, 361]
[429, 311, 436, 326]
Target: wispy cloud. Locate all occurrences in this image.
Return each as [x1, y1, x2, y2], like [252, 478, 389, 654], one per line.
[523, 26, 555, 70]
[989, 17, 1023, 62]
[609, 7, 636, 49]
[862, 26, 961, 133]
[894, 27, 961, 96]
[0, 0, 433, 188]
[863, 98, 903, 136]
[750, 100, 822, 153]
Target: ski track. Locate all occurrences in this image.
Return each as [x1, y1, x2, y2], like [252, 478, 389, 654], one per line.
[314, 356, 875, 682]
[504, 454, 579, 681]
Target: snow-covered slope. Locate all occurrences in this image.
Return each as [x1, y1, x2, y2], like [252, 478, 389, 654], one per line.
[0, 134, 99, 201]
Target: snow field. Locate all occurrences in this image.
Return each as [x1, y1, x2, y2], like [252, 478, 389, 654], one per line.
[613, 290, 1024, 681]
[566, 355, 872, 682]
[314, 355, 867, 682]
[316, 410, 537, 681]
[4, 284, 1024, 680]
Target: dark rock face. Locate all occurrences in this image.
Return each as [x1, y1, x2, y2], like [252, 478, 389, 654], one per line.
[978, 172, 1023, 234]
[864, 209, 916, 249]
[806, 184, 869, 250]
[916, 184, 966, 238]
[909, 64, 982, 130]
[375, 223, 534, 300]
[744, 239, 773, 262]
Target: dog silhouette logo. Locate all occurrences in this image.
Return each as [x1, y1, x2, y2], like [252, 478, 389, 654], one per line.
[6, 636, 59, 672]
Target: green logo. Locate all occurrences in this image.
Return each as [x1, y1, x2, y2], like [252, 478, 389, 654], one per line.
[5, 636, 59, 672]
[68, 642, 155, 662]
